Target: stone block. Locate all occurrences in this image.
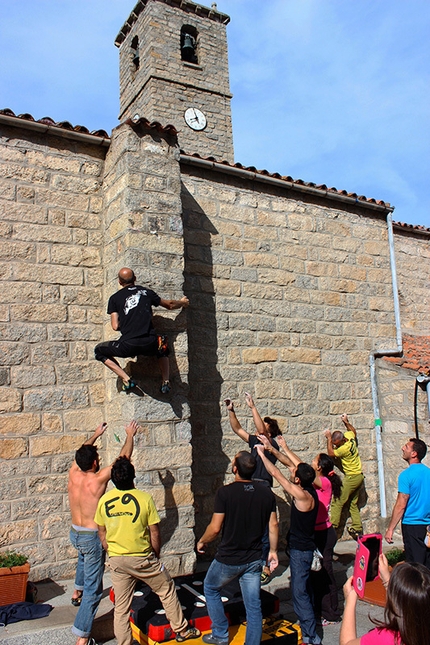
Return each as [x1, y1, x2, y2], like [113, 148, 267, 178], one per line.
[12, 493, 63, 520]
[30, 434, 86, 457]
[242, 348, 278, 364]
[0, 519, 38, 547]
[24, 386, 89, 411]
[11, 304, 67, 323]
[279, 348, 321, 364]
[0, 438, 28, 459]
[0, 413, 40, 436]
[12, 365, 55, 388]
[0, 387, 22, 413]
[0, 340, 30, 366]
[42, 413, 63, 434]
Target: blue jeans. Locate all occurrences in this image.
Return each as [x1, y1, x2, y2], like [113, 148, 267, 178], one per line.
[70, 528, 105, 638]
[204, 558, 263, 645]
[289, 549, 321, 645]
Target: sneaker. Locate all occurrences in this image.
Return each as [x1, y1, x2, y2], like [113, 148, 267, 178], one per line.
[320, 618, 341, 626]
[87, 638, 99, 645]
[202, 635, 229, 645]
[160, 380, 171, 394]
[121, 380, 136, 392]
[347, 527, 363, 541]
[176, 626, 201, 642]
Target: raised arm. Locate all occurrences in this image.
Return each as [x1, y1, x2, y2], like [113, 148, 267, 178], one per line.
[225, 399, 249, 442]
[341, 413, 356, 438]
[257, 434, 296, 472]
[244, 392, 266, 435]
[119, 420, 139, 459]
[159, 296, 189, 310]
[324, 429, 335, 458]
[276, 435, 301, 468]
[84, 422, 108, 446]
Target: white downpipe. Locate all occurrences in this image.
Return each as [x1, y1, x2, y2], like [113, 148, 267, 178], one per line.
[369, 212, 403, 518]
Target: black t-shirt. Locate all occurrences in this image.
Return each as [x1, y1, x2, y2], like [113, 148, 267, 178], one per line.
[107, 285, 161, 341]
[214, 481, 276, 565]
[248, 434, 278, 486]
[288, 485, 318, 552]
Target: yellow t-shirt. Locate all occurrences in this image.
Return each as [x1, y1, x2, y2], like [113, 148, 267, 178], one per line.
[333, 430, 362, 476]
[95, 487, 160, 557]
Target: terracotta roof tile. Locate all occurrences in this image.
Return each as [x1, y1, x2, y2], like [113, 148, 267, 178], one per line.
[1, 108, 429, 233]
[180, 150, 397, 211]
[0, 108, 109, 138]
[384, 335, 430, 374]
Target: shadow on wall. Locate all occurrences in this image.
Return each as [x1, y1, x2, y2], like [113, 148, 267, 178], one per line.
[122, 310, 189, 419]
[181, 183, 230, 548]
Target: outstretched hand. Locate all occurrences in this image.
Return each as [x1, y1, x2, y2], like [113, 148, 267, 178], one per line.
[257, 434, 271, 450]
[323, 428, 332, 438]
[244, 392, 255, 409]
[276, 434, 287, 450]
[224, 398, 234, 411]
[125, 420, 139, 436]
[341, 413, 349, 425]
[180, 296, 190, 308]
[94, 422, 108, 438]
[255, 443, 265, 456]
[196, 540, 206, 554]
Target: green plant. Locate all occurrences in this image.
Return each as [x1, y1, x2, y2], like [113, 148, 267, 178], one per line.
[385, 547, 406, 567]
[0, 551, 28, 568]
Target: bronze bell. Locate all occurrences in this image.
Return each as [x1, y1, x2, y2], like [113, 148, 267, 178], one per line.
[182, 33, 195, 59]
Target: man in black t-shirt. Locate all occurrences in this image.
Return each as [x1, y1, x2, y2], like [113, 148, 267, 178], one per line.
[197, 451, 278, 645]
[94, 268, 189, 394]
[225, 394, 280, 583]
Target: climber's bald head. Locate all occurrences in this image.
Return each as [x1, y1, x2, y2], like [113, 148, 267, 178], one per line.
[118, 267, 136, 286]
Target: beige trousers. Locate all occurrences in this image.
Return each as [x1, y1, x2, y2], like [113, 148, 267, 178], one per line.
[108, 554, 187, 645]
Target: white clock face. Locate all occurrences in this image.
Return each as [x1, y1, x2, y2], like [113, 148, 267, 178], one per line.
[184, 108, 207, 131]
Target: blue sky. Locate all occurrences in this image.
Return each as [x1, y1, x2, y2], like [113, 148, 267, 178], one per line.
[1, 0, 429, 227]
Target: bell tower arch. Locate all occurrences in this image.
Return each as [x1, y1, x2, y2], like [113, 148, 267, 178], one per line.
[115, 0, 234, 161]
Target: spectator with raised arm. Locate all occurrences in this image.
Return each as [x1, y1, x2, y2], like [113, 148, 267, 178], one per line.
[258, 434, 342, 625]
[256, 444, 321, 645]
[225, 393, 280, 583]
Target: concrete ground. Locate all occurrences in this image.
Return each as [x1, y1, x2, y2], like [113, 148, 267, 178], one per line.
[1, 539, 400, 645]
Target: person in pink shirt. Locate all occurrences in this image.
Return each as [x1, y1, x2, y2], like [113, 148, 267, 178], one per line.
[340, 554, 430, 645]
[310, 453, 342, 625]
[257, 436, 342, 624]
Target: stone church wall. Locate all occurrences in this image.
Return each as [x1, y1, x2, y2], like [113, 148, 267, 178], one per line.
[0, 125, 107, 579]
[180, 162, 401, 543]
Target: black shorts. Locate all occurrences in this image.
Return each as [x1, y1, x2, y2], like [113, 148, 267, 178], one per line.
[94, 334, 169, 362]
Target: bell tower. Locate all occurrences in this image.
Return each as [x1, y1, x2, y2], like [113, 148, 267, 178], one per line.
[115, 0, 234, 161]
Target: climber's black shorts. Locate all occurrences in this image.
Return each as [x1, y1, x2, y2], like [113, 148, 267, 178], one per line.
[94, 334, 169, 362]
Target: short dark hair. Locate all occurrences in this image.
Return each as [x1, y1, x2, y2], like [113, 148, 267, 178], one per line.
[234, 451, 256, 479]
[409, 438, 427, 461]
[263, 417, 280, 438]
[111, 456, 135, 490]
[295, 462, 315, 488]
[331, 431, 344, 444]
[75, 445, 98, 472]
[374, 561, 430, 645]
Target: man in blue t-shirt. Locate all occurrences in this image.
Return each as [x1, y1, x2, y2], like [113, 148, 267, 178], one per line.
[385, 437, 430, 568]
[94, 267, 189, 394]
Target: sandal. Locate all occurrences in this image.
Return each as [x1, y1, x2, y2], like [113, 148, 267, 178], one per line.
[260, 571, 270, 585]
[122, 380, 136, 393]
[71, 591, 82, 606]
[176, 626, 201, 642]
[160, 380, 171, 394]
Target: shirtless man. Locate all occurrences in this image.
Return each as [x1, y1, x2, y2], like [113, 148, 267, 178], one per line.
[68, 420, 138, 645]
